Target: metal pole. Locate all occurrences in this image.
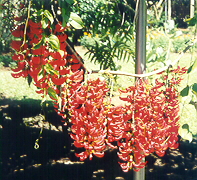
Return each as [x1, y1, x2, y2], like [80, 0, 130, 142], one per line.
[135, 0, 146, 74]
[134, 0, 146, 180]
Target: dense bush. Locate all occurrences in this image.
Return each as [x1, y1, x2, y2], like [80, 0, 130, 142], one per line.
[0, 1, 23, 54]
[0, 18, 12, 54]
[0, 55, 17, 68]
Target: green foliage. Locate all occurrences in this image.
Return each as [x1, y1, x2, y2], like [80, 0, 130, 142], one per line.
[47, 35, 60, 50]
[178, 124, 193, 143]
[0, 32, 11, 53]
[152, 35, 169, 50]
[146, 31, 170, 68]
[0, 55, 16, 68]
[179, 54, 197, 140]
[43, 9, 54, 25]
[48, 87, 58, 101]
[172, 36, 191, 53]
[69, 12, 84, 29]
[188, 57, 197, 73]
[82, 33, 135, 70]
[74, 0, 135, 35]
[181, 31, 197, 103]
[192, 83, 197, 97]
[147, 30, 197, 69]
[0, 1, 24, 54]
[147, 2, 165, 28]
[74, 0, 136, 70]
[180, 85, 190, 97]
[185, 11, 197, 26]
[146, 37, 168, 66]
[33, 9, 54, 29]
[30, 0, 83, 30]
[0, 0, 84, 54]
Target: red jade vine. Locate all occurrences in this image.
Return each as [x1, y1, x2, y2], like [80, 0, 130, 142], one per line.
[67, 68, 186, 172]
[11, 17, 84, 105]
[10, 13, 187, 172]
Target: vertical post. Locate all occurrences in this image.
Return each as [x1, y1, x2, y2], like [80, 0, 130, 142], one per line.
[134, 0, 146, 179]
[135, 0, 146, 74]
[165, 0, 167, 24]
[167, 0, 171, 21]
[190, 0, 195, 18]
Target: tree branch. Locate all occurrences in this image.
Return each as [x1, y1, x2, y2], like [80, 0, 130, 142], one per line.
[65, 40, 86, 70]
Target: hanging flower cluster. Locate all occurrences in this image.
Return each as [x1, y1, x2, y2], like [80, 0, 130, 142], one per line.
[69, 78, 110, 160]
[116, 73, 183, 172]
[10, 8, 187, 173]
[66, 67, 187, 172]
[11, 17, 84, 114]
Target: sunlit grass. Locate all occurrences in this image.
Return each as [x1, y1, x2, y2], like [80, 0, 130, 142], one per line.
[0, 70, 42, 100]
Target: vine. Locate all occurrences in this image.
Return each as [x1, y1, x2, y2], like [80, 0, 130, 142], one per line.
[7, 0, 196, 173]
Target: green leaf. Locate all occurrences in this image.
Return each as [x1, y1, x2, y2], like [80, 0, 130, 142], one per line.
[27, 74, 32, 87]
[44, 10, 54, 25]
[192, 58, 197, 71]
[185, 16, 197, 26]
[41, 17, 49, 29]
[48, 34, 60, 50]
[48, 87, 58, 100]
[182, 123, 190, 130]
[69, 12, 84, 29]
[187, 65, 193, 73]
[65, 0, 74, 5]
[45, 63, 59, 75]
[62, 7, 70, 27]
[180, 85, 190, 97]
[192, 83, 197, 97]
[178, 124, 193, 143]
[188, 58, 197, 73]
[33, 38, 44, 49]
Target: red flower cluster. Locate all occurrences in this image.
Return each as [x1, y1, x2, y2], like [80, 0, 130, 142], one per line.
[69, 78, 109, 160]
[68, 79, 130, 160]
[10, 15, 187, 173]
[68, 68, 186, 172]
[11, 18, 84, 105]
[117, 76, 181, 172]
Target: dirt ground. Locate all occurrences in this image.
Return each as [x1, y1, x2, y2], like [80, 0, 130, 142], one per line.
[0, 94, 197, 180]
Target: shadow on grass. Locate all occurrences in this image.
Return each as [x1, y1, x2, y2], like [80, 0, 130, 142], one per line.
[0, 95, 63, 127]
[0, 96, 197, 180]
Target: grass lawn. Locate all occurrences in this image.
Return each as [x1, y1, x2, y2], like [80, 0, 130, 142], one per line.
[0, 47, 197, 135]
[0, 69, 41, 100]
